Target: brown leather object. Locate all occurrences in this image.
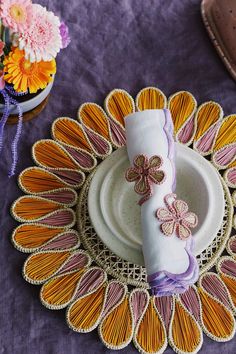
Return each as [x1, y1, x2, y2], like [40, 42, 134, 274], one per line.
[201, 0, 236, 80]
[6, 96, 49, 125]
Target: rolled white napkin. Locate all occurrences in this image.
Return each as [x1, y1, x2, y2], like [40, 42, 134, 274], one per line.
[125, 109, 199, 296]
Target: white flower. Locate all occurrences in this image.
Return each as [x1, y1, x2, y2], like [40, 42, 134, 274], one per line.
[18, 4, 62, 62]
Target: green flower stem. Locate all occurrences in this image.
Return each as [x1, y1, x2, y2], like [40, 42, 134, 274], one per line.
[2, 26, 6, 43]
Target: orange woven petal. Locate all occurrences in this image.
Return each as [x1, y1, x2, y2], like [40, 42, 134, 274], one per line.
[52, 118, 92, 152]
[41, 269, 85, 308]
[105, 89, 135, 127]
[170, 300, 202, 353]
[12, 224, 64, 250]
[12, 196, 63, 220]
[199, 288, 235, 340]
[79, 103, 110, 140]
[135, 298, 166, 353]
[24, 251, 70, 283]
[68, 285, 106, 331]
[19, 168, 67, 193]
[136, 87, 167, 111]
[100, 296, 133, 348]
[33, 140, 78, 169]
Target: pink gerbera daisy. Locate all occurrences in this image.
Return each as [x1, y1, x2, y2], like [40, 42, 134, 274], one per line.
[18, 4, 62, 62]
[0, 0, 32, 33]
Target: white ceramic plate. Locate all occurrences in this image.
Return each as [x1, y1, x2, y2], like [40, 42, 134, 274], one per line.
[88, 144, 225, 265]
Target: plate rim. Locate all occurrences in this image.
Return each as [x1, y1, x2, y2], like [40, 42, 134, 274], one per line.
[88, 144, 225, 265]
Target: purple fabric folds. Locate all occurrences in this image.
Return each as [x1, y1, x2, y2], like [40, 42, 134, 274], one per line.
[163, 109, 176, 191]
[148, 238, 199, 296]
[146, 109, 199, 296]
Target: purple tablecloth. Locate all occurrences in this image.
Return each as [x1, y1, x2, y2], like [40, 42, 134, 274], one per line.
[0, 0, 235, 353]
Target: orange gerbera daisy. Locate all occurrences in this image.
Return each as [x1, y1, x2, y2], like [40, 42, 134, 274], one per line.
[3, 47, 56, 93]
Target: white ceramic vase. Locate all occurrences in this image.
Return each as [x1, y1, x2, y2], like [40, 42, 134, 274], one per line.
[0, 78, 54, 115]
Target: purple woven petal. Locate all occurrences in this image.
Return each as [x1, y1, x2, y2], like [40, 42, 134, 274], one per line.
[74, 268, 105, 299]
[40, 190, 76, 205]
[200, 273, 231, 309]
[58, 252, 89, 275]
[39, 209, 74, 227]
[41, 232, 79, 251]
[154, 296, 173, 330]
[180, 286, 201, 322]
[50, 169, 84, 187]
[102, 282, 126, 318]
[83, 126, 110, 155]
[219, 258, 236, 278]
[64, 146, 95, 169]
[108, 117, 126, 147]
[130, 290, 149, 326]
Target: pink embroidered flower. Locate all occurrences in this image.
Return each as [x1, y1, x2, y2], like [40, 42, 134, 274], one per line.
[0, 0, 32, 33]
[125, 154, 166, 205]
[18, 4, 62, 62]
[0, 70, 5, 90]
[156, 193, 198, 240]
[0, 40, 5, 57]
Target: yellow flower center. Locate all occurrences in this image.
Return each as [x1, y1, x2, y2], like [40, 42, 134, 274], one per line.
[9, 4, 26, 23]
[23, 61, 32, 70]
[20, 58, 36, 74]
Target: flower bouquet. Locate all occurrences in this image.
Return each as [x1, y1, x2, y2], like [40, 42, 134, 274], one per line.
[0, 0, 70, 176]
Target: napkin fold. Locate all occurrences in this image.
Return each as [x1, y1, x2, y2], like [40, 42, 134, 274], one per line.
[125, 109, 199, 296]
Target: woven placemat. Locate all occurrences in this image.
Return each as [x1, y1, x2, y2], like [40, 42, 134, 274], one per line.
[11, 87, 236, 354]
